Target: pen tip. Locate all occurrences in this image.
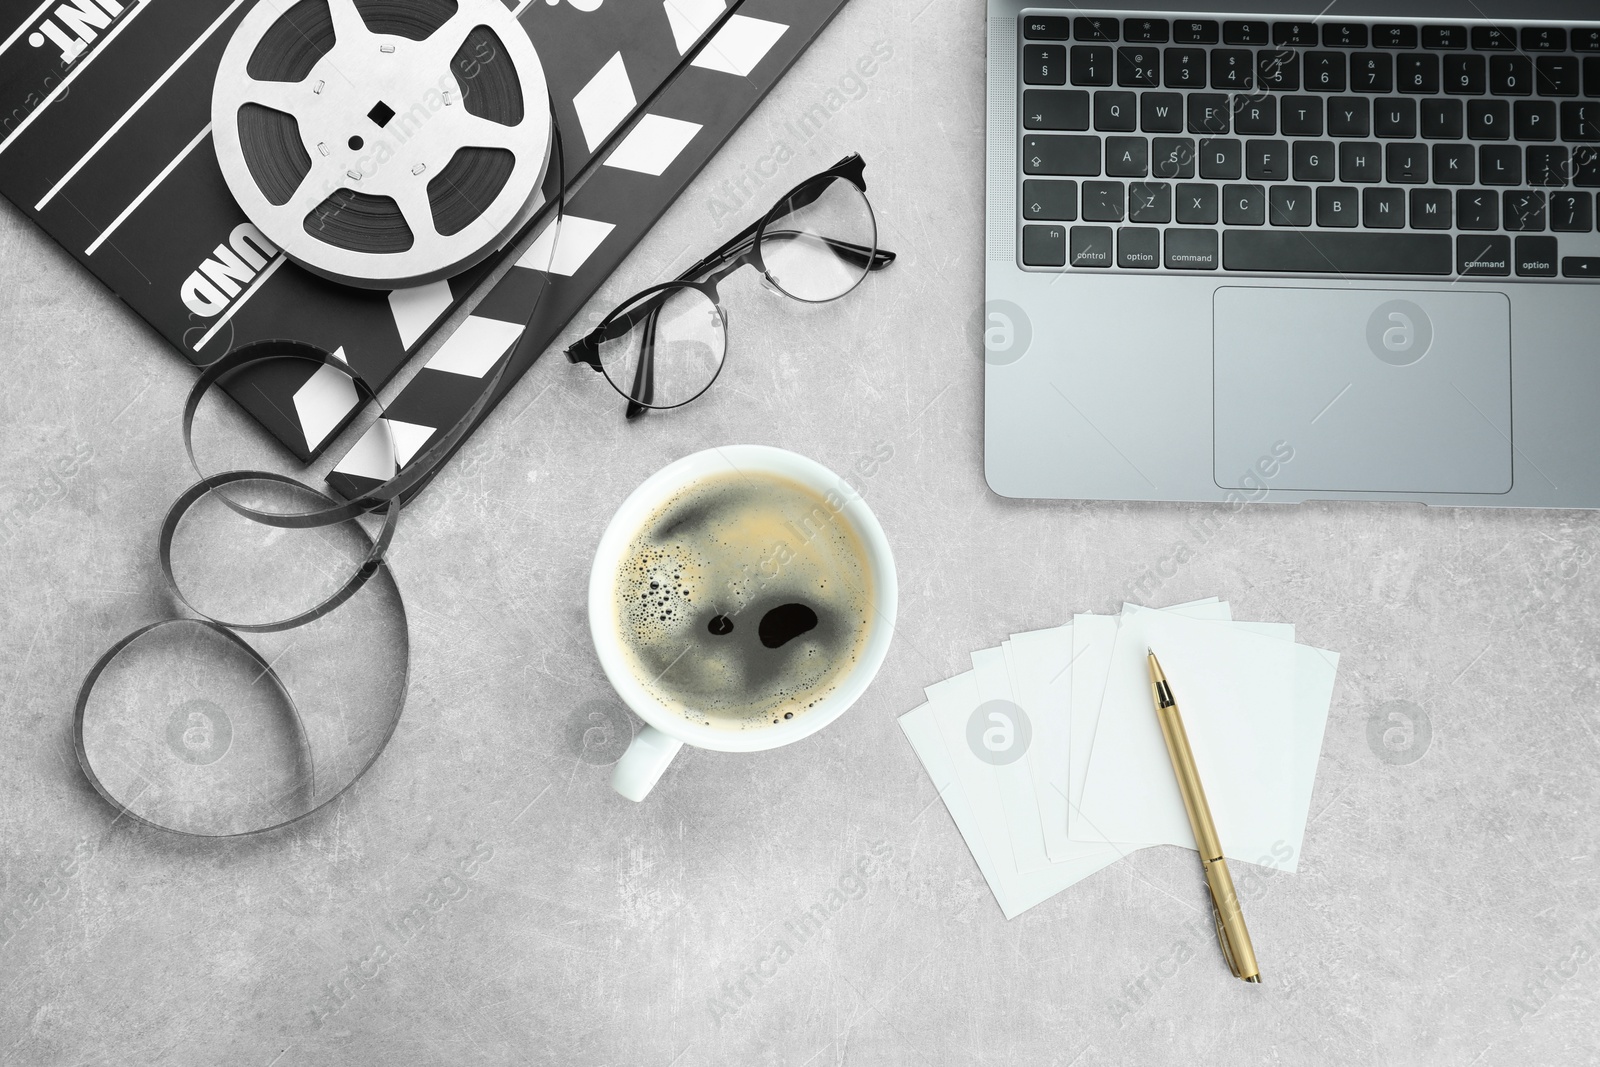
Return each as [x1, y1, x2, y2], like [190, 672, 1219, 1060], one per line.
[1147, 651, 1165, 683]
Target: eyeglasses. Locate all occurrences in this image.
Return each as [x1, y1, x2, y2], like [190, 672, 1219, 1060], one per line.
[565, 154, 895, 418]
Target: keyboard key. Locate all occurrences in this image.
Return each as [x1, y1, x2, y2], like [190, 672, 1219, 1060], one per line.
[1023, 224, 1067, 266]
[1105, 136, 1148, 176]
[1306, 52, 1346, 92]
[1223, 21, 1268, 46]
[1141, 92, 1184, 132]
[1223, 184, 1266, 225]
[1481, 145, 1522, 185]
[1164, 228, 1218, 269]
[1578, 147, 1600, 187]
[1188, 94, 1231, 134]
[1504, 191, 1547, 231]
[1117, 47, 1161, 87]
[1258, 50, 1299, 91]
[1021, 179, 1078, 220]
[1470, 26, 1516, 51]
[1152, 137, 1197, 178]
[1074, 17, 1118, 44]
[1588, 57, 1600, 96]
[1468, 99, 1510, 140]
[1224, 231, 1453, 274]
[1200, 138, 1242, 179]
[1386, 143, 1428, 183]
[1316, 186, 1360, 226]
[1071, 46, 1114, 86]
[1563, 101, 1600, 142]
[1489, 55, 1532, 96]
[1273, 22, 1317, 47]
[1375, 25, 1419, 50]
[1551, 191, 1594, 231]
[1175, 183, 1219, 223]
[1211, 49, 1253, 90]
[1128, 181, 1173, 223]
[1565, 257, 1600, 278]
[1398, 54, 1439, 94]
[1164, 48, 1207, 88]
[1445, 55, 1486, 95]
[1234, 96, 1277, 135]
[1424, 25, 1467, 50]
[1069, 225, 1113, 266]
[1527, 146, 1570, 187]
[1023, 89, 1090, 131]
[1410, 188, 1453, 228]
[1433, 144, 1476, 184]
[1423, 99, 1464, 139]
[1536, 56, 1581, 98]
[1117, 226, 1161, 268]
[1458, 190, 1499, 229]
[1329, 98, 1371, 137]
[1352, 54, 1393, 93]
[1340, 142, 1382, 183]
[1282, 96, 1324, 136]
[1124, 18, 1170, 44]
[1082, 181, 1125, 221]
[1522, 27, 1566, 52]
[1024, 45, 1067, 85]
[1246, 139, 1289, 181]
[1363, 187, 1407, 227]
[1375, 98, 1417, 138]
[1173, 20, 1220, 45]
[1023, 135, 1101, 176]
[1515, 100, 1558, 141]
[1458, 235, 1511, 277]
[1578, 29, 1600, 53]
[1094, 91, 1138, 131]
[1323, 23, 1367, 49]
[1269, 185, 1312, 226]
[1292, 141, 1336, 182]
[1023, 16, 1070, 40]
[1515, 235, 1559, 277]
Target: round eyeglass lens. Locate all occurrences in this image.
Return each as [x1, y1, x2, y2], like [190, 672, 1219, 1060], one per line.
[757, 176, 877, 303]
[594, 284, 727, 409]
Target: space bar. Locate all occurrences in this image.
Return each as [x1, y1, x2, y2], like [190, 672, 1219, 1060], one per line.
[1223, 231, 1453, 275]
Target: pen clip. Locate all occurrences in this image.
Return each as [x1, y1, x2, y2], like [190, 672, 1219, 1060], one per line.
[1208, 883, 1242, 979]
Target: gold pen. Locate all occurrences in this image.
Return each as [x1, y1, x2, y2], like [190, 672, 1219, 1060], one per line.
[1147, 652, 1261, 984]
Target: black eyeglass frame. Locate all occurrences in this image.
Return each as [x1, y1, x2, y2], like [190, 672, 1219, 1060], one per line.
[565, 153, 896, 417]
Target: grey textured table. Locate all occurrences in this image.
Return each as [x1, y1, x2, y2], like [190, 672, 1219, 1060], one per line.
[4, 2, 1599, 1063]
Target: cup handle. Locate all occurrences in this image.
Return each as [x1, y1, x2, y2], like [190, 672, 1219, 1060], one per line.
[611, 725, 683, 802]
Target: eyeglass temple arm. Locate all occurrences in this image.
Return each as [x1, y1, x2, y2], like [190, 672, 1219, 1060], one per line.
[674, 153, 883, 281]
[623, 302, 659, 419]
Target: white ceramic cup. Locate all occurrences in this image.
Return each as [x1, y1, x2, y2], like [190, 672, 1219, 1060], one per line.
[589, 445, 898, 801]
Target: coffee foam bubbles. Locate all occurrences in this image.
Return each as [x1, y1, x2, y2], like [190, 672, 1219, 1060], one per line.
[611, 471, 872, 730]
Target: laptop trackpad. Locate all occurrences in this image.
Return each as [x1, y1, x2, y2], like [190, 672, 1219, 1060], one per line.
[1213, 287, 1512, 495]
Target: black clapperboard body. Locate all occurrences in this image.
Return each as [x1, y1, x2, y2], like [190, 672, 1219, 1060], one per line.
[0, 0, 850, 484]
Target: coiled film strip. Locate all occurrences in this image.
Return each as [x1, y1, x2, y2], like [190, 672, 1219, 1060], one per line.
[212, 0, 551, 288]
[72, 99, 566, 838]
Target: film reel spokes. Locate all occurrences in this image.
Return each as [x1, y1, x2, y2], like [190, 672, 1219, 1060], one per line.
[212, 0, 552, 287]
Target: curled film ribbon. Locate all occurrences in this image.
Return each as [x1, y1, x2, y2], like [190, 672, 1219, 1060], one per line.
[74, 0, 566, 835]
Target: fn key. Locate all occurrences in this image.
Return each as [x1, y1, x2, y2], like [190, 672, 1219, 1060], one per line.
[1023, 224, 1067, 266]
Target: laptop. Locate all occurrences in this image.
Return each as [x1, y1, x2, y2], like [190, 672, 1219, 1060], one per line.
[983, 2, 1600, 507]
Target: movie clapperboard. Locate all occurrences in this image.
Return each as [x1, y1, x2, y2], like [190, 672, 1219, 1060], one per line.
[0, 0, 850, 497]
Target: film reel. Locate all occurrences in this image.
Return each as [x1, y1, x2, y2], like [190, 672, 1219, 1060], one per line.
[212, 0, 552, 288]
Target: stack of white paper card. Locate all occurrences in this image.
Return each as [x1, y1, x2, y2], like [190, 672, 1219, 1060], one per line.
[899, 599, 1339, 919]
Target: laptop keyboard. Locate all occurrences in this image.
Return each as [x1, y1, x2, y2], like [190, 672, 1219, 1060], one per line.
[1015, 11, 1600, 279]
